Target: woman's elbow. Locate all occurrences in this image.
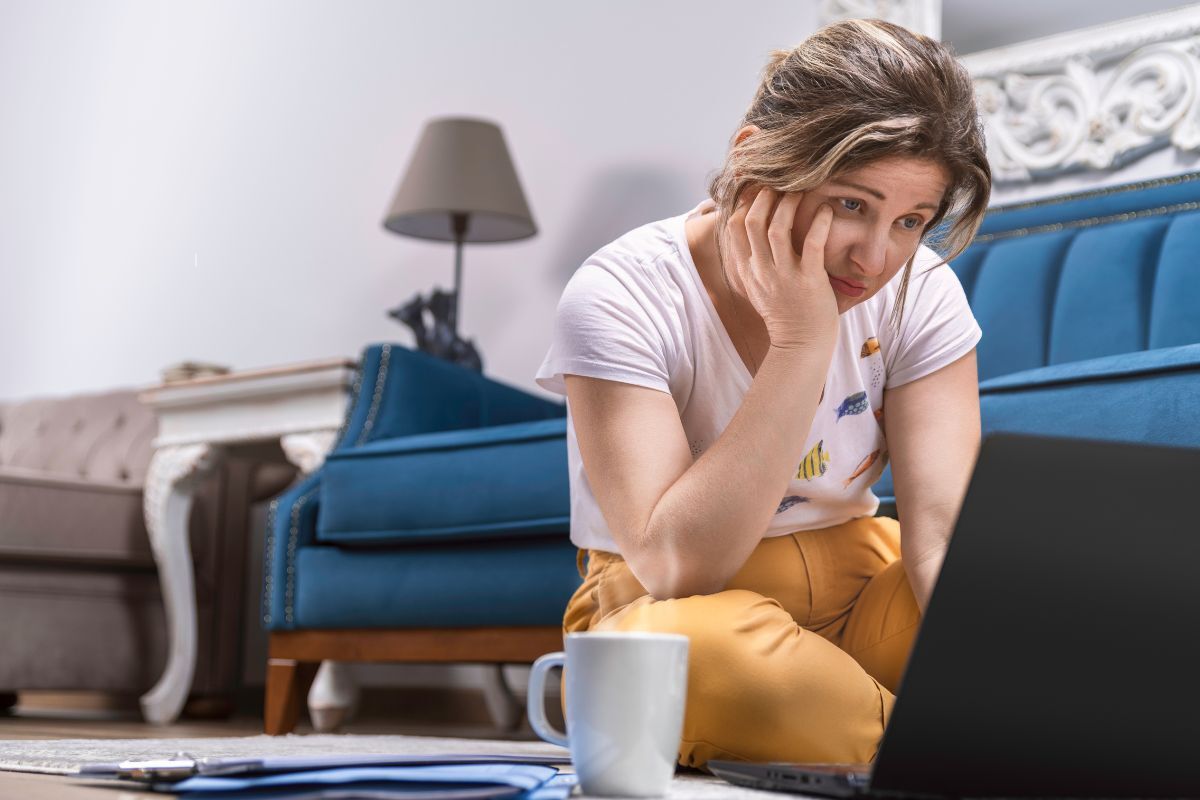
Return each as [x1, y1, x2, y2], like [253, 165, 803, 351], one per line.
[631, 541, 724, 601]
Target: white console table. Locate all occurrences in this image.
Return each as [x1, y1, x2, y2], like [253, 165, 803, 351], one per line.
[137, 357, 357, 724]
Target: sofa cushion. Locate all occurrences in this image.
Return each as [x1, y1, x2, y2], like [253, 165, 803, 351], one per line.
[316, 418, 569, 546]
[968, 230, 1073, 381]
[0, 564, 166, 690]
[293, 535, 580, 628]
[1149, 211, 1200, 349]
[978, 343, 1200, 447]
[871, 343, 1200, 507]
[1046, 217, 1169, 365]
[0, 468, 153, 565]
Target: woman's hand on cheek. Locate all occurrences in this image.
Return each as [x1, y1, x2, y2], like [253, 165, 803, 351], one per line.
[726, 189, 839, 351]
[799, 203, 841, 337]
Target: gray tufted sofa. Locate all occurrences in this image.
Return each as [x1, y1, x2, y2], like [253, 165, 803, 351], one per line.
[0, 387, 296, 713]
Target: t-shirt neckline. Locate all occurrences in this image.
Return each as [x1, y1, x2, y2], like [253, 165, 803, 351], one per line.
[674, 199, 754, 388]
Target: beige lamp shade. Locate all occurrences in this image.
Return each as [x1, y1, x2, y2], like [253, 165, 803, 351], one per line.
[383, 117, 537, 243]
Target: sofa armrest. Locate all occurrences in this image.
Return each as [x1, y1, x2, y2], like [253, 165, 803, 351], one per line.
[872, 343, 1200, 517]
[316, 418, 569, 547]
[333, 344, 565, 453]
[979, 342, 1200, 394]
[261, 472, 323, 631]
[979, 343, 1200, 448]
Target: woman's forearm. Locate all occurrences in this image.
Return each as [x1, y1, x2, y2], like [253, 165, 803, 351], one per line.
[905, 555, 941, 614]
[644, 338, 836, 598]
[901, 508, 958, 614]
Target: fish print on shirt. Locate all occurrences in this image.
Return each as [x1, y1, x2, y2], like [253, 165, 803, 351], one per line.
[843, 449, 882, 489]
[861, 336, 884, 389]
[775, 495, 810, 514]
[859, 335, 888, 391]
[796, 440, 830, 480]
[835, 391, 869, 422]
[870, 361, 883, 389]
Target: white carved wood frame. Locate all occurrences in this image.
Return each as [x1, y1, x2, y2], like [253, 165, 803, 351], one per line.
[963, 8, 1200, 184]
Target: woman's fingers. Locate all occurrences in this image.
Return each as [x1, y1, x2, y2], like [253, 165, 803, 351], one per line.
[801, 203, 834, 273]
[723, 189, 840, 349]
[743, 186, 777, 258]
[767, 191, 804, 271]
[724, 184, 760, 284]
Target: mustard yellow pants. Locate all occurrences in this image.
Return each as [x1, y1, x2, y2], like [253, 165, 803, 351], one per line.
[560, 516, 920, 770]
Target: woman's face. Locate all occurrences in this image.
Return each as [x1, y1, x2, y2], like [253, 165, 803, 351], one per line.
[790, 156, 950, 314]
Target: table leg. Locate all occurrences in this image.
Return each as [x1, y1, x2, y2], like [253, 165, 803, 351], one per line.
[308, 660, 360, 732]
[140, 443, 218, 724]
[482, 664, 523, 731]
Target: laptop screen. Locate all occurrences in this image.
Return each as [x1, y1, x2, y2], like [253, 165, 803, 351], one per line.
[869, 434, 1200, 798]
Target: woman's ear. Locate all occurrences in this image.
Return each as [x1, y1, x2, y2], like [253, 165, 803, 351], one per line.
[734, 124, 760, 148]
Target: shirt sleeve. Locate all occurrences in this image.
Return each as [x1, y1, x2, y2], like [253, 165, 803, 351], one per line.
[883, 253, 982, 389]
[534, 260, 672, 397]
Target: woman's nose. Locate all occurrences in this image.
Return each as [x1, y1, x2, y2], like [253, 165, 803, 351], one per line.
[849, 228, 889, 275]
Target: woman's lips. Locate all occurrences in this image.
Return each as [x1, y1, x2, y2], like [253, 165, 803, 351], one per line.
[829, 276, 865, 298]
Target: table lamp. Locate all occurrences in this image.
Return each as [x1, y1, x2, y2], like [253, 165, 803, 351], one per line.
[383, 116, 537, 371]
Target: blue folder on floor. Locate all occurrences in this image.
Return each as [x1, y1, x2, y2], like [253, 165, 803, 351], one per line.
[78, 754, 576, 800]
[167, 764, 575, 799]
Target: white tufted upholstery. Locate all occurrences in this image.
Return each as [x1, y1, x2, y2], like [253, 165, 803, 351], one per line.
[0, 388, 157, 487]
[0, 386, 300, 697]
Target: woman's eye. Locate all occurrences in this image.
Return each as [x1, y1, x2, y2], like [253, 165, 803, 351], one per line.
[900, 216, 922, 231]
[839, 198, 861, 212]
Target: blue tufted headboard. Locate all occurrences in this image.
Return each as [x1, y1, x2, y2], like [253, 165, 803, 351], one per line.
[873, 172, 1200, 511]
[948, 172, 1200, 382]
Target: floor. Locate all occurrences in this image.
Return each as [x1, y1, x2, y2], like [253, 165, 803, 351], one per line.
[0, 688, 564, 799]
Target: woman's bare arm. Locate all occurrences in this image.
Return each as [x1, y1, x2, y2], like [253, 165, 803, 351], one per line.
[564, 188, 839, 599]
[884, 348, 981, 612]
[565, 338, 833, 599]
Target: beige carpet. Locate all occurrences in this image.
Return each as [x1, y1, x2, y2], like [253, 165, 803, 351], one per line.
[0, 733, 784, 798]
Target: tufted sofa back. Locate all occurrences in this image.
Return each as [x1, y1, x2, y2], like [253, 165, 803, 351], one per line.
[948, 173, 1200, 382]
[0, 388, 158, 486]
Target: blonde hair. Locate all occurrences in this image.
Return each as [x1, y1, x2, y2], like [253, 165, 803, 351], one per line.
[707, 19, 991, 330]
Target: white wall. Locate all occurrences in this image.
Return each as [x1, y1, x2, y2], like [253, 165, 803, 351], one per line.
[0, 0, 819, 402]
[3, 0, 1186, 398]
[0, 0, 822, 700]
[6, 0, 1184, 702]
[942, 0, 1190, 54]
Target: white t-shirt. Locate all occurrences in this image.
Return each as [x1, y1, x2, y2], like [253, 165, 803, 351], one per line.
[535, 198, 982, 553]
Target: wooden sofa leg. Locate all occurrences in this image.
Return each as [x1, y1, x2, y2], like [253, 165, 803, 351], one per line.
[265, 658, 318, 735]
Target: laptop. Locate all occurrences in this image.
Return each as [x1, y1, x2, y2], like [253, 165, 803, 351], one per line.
[708, 432, 1200, 798]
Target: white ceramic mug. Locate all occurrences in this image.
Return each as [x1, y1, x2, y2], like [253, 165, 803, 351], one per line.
[527, 631, 689, 797]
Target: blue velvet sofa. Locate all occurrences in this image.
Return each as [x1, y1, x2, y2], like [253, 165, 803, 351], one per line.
[261, 345, 577, 733]
[263, 172, 1200, 734]
[874, 171, 1200, 508]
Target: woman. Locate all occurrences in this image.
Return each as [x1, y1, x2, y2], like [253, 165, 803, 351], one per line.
[535, 18, 991, 769]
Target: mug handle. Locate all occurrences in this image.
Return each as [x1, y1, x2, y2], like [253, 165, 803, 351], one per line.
[527, 651, 569, 748]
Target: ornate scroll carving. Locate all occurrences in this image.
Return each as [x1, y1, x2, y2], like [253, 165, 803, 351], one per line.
[975, 42, 1200, 182]
[963, 8, 1200, 183]
[280, 430, 338, 474]
[140, 443, 219, 724]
